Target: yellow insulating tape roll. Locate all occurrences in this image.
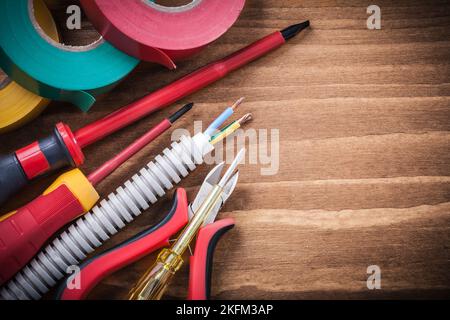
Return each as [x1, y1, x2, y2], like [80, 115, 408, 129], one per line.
[0, 0, 59, 134]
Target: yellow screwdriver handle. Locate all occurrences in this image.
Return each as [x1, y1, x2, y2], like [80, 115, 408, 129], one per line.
[0, 169, 98, 285]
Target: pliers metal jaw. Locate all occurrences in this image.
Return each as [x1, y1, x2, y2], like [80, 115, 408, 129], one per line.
[186, 161, 239, 300]
[189, 161, 239, 226]
[56, 160, 239, 300]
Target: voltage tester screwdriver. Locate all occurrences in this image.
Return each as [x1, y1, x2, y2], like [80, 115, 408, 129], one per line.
[0, 103, 192, 285]
[56, 151, 243, 300]
[128, 149, 244, 300]
[0, 21, 310, 205]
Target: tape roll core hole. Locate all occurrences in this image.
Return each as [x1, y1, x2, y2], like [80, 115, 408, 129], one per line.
[0, 69, 12, 90]
[145, 0, 202, 12]
[29, 0, 103, 51]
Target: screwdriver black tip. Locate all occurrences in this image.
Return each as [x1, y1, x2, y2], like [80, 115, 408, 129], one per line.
[281, 20, 310, 41]
[168, 102, 194, 123]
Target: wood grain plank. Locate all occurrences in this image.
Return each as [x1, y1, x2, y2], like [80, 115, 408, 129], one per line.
[1, 0, 449, 299]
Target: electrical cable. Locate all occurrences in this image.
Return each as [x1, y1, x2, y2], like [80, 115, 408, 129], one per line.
[210, 113, 252, 145]
[204, 97, 244, 137]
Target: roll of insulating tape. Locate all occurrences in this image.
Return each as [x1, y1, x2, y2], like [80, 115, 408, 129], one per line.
[0, 0, 139, 111]
[0, 0, 59, 134]
[81, 0, 245, 69]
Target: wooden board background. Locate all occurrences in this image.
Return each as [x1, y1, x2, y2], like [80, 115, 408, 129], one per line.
[1, 0, 450, 299]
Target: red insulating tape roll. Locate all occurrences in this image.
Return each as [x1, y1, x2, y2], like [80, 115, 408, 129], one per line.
[80, 0, 245, 69]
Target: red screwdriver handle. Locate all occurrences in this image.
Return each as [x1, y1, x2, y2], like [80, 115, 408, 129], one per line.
[56, 188, 189, 300]
[0, 123, 84, 206]
[0, 169, 98, 285]
[0, 103, 192, 206]
[188, 218, 235, 300]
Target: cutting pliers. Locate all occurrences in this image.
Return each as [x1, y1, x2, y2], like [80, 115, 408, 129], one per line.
[55, 161, 238, 300]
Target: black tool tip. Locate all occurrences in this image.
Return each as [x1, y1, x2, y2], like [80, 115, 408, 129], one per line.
[281, 20, 310, 41]
[168, 102, 194, 123]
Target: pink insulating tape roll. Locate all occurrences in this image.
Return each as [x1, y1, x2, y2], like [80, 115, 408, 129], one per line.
[80, 0, 246, 69]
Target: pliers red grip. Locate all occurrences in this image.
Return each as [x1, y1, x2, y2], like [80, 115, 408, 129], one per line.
[55, 188, 235, 300]
[188, 218, 235, 300]
[56, 188, 189, 300]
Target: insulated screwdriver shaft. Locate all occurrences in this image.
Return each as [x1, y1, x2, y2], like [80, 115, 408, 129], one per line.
[0, 21, 310, 205]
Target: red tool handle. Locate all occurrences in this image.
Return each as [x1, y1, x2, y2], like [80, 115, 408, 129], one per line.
[56, 188, 190, 300]
[0, 168, 98, 285]
[188, 218, 235, 300]
[0, 123, 84, 206]
[0, 185, 85, 285]
[74, 31, 285, 148]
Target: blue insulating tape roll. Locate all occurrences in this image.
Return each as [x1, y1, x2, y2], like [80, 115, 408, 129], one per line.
[0, 0, 139, 111]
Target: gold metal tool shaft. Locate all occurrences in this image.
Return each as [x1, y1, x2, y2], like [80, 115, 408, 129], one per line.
[128, 185, 223, 300]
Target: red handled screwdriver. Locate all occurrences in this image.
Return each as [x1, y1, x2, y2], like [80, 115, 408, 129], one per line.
[0, 21, 310, 205]
[0, 103, 192, 285]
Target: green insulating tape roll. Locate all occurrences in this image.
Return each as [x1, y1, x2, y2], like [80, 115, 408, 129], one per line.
[0, 0, 139, 111]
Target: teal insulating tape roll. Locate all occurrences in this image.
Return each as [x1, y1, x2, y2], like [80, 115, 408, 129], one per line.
[0, 0, 139, 111]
